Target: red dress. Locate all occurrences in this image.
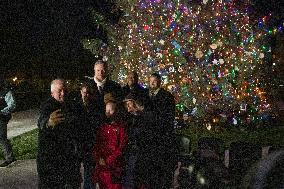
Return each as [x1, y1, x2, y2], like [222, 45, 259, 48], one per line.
[92, 122, 127, 189]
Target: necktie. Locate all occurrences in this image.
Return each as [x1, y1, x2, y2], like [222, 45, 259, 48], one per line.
[98, 86, 103, 93]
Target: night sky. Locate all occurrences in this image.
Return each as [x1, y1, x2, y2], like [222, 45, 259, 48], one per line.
[0, 0, 283, 80]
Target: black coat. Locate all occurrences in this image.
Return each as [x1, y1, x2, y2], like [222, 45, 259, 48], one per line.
[128, 111, 175, 188]
[37, 97, 81, 187]
[150, 88, 175, 133]
[75, 99, 103, 161]
[86, 78, 122, 115]
[122, 84, 147, 97]
[122, 84, 151, 111]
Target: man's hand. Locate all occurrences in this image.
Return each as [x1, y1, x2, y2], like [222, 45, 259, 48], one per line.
[47, 109, 65, 128]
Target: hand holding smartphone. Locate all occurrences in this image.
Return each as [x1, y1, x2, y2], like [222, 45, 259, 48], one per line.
[47, 109, 65, 128]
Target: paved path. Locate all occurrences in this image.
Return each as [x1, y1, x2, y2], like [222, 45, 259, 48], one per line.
[7, 109, 39, 139]
[1, 109, 83, 189]
[0, 160, 38, 189]
[0, 160, 85, 189]
[1, 109, 39, 188]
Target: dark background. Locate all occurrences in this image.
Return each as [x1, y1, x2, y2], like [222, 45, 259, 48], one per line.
[0, 0, 283, 80]
[0, 0, 120, 79]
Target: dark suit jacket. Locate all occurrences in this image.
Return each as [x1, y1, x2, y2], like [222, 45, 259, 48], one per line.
[150, 88, 175, 133]
[122, 84, 151, 110]
[75, 98, 103, 161]
[37, 97, 80, 186]
[86, 78, 122, 115]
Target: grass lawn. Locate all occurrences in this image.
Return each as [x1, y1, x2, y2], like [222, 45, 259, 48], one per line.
[0, 126, 283, 160]
[0, 129, 38, 160]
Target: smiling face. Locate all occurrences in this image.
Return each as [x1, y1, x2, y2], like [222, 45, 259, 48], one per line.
[51, 80, 65, 103]
[81, 86, 91, 103]
[94, 62, 107, 82]
[127, 72, 138, 87]
[105, 102, 116, 118]
[125, 100, 136, 113]
[149, 76, 161, 91]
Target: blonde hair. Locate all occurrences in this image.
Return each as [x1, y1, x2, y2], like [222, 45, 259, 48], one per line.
[127, 99, 144, 112]
[104, 93, 117, 104]
[135, 101, 144, 112]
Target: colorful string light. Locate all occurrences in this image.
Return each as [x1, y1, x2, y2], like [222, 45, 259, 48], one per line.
[86, 0, 282, 126]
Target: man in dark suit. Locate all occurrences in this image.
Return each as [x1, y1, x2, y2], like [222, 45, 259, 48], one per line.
[86, 60, 122, 115]
[148, 72, 176, 188]
[37, 79, 81, 188]
[149, 73, 175, 132]
[76, 84, 102, 189]
[122, 71, 150, 110]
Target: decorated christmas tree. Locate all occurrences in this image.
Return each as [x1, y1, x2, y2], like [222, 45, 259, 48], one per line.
[83, 0, 282, 128]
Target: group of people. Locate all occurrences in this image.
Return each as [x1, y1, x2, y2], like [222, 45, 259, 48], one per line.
[36, 60, 177, 189]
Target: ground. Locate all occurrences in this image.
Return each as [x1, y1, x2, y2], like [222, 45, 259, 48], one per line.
[7, 109, 39, 139]
[0, 159, 38, 189]
[1, 109, 39, 188]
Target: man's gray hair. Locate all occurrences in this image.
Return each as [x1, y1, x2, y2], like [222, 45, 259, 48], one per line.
[94, 60, 108, 68]
[50, 79, 65, 92]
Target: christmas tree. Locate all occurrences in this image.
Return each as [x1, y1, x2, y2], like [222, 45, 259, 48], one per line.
[83, 0, 282, 128]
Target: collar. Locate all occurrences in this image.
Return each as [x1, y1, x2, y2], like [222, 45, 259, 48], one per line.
[150, 88, 160, 96]
[129, 83, 140, 90]
[94, 77, 107, 87]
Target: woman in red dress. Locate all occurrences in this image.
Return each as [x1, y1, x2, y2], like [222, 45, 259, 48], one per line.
[92, 93, 127, 189]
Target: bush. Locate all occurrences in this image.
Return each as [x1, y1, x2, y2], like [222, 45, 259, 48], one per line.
[177, 124, 284, 150]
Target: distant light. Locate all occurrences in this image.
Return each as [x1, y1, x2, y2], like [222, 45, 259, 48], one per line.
[13, 77, 17, 82]
[279, 85, 284, 87]
[197, 173, 206, 185]
[272, 63, 276, 66]
[188, 165, 194, 173]
[206, 123, 212, 130]
[199, 177, 206, 185]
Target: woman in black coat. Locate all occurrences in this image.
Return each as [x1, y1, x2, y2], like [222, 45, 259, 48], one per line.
[123, 93, 174, 189]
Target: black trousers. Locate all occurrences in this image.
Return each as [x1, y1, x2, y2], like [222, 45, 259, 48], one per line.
[0, 118, 14, 161]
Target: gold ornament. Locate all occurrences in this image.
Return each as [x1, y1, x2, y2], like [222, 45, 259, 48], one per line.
[195, 50, 204, 59]
[210, 43, 218, 49]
